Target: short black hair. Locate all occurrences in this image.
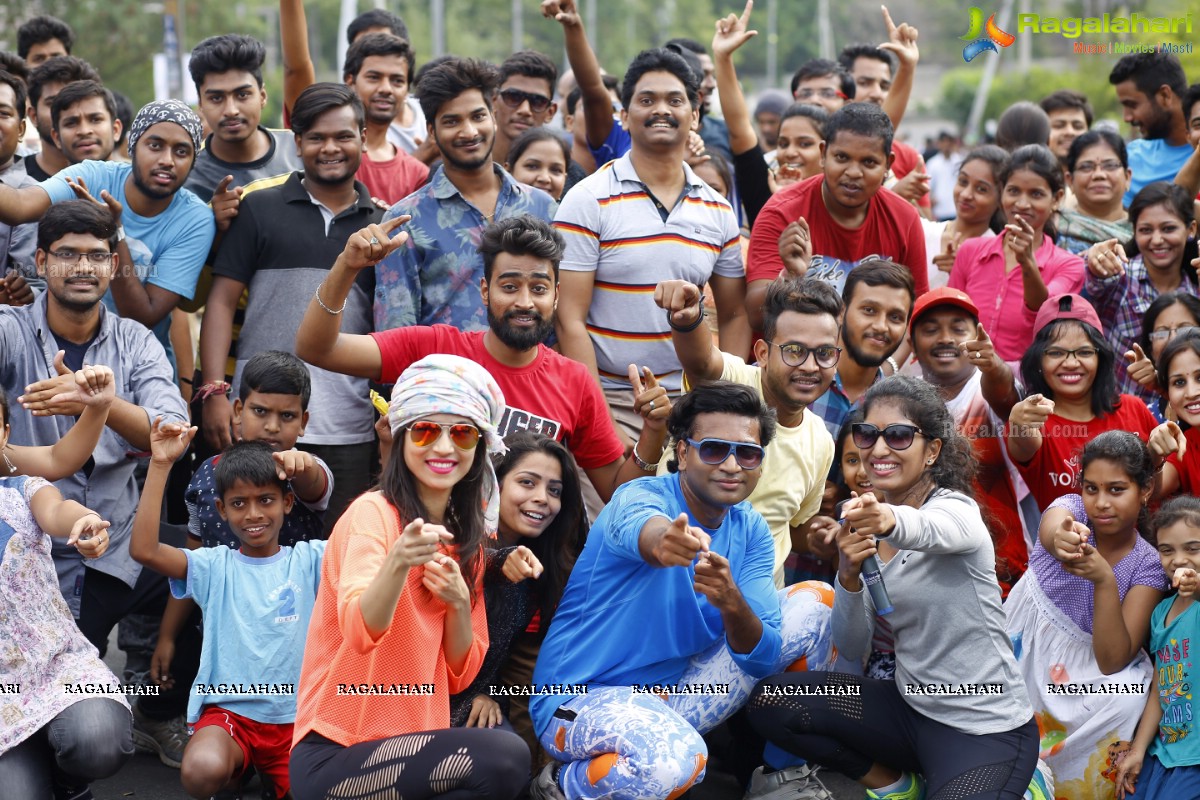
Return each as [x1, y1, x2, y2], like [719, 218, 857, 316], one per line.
[790, 58, 855, 100]
[665, 382, 777, 473]
[0, 70, 27, 116]
[995, 101, 1050, 151]
[239, 350, 312, 410]
[620, 48, 700, 111]
[565, 74, 619, 116]
[824, 102, 893, 158]
[762, 277, 843, 342]
[499, 50, 558, 92]
[17, 15, 74, 61]
[479, 214, 564, 282]
[51, 80, 116, 132]
[1109, 50, 1187, 100]
[111, 90, 133, 146]
[290, 82, 364, 138]
[27, 56, 100, 111]
[214, 440, 288, 498]
[188, 34, 266, 93]
[0, 52, 28, 83]
[837, 44, 896, 79]
[841, 259, 915, 317]
[347, 9, 410, 46]
[416, 57, 499, 123]
[343, 32, 415, 82]
[1039, 89, 1094, 128]
[1184, 83, 1200, 123]
[37, 199, 117, 253]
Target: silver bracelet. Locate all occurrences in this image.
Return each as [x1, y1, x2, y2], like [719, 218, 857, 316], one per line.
[631, 448, 659, 472]
[314, 283, 346, 315]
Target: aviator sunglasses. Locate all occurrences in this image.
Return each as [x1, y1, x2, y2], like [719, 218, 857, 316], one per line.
[407, 421, 481, 450]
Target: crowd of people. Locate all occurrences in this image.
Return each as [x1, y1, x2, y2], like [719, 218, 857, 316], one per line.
[2, 2, 1200, 800]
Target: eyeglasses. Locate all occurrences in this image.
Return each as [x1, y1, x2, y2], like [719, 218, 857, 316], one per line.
[685, 438, 766, 469]
[1149, 325, 1200, 342]
[765, 341, 841, 369]
[851, 422, 930, 451]
[794, 88, 847, 101]
[1043, 346, 1098, 362]
[407, 421, 481, 450]
[48, 250, 116, 265]
[1073, 160, 1123, 175]
[498, 88, 552, 113]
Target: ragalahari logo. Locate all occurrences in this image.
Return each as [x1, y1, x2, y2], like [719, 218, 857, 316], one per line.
[961, 7, 1016, 62]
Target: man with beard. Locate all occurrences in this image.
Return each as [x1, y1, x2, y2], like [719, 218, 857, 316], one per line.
[906, 286, 1026, 595]
[656, 275, 839, 587]
[343, 33, 428, 205]
[554, 47, 750, 441]
[297, 214, 647, 504]
[199, 83, 381, 527]
[1109, 51, 1192, 205]
[373, 58, 556, 332]
[0, 97, 215, 367]
[50, 80, 121, 165]
[22, 56, 99, 182]
[809, 259, 915, 438]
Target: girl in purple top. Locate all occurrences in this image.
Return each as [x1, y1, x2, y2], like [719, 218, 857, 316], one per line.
[1005, 431, 1167, 800]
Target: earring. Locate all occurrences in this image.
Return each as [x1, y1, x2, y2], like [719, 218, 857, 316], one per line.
[926, 459, 934, 465]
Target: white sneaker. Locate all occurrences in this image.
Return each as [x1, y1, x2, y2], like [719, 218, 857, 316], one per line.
[743, 764, 835, 800]
[528, 762, 567, 800]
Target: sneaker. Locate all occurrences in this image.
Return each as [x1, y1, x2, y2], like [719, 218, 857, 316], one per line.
[528, 762, 566, 800]
[744, 764, 834, 800]
[866, 771, 925, 800]
[131, 705, 187, 768]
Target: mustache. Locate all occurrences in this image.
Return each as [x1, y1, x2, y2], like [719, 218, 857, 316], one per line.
[645, 116, 679, 128]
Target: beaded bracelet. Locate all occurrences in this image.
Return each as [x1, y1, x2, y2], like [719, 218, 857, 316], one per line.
[195, 381, 232, 402]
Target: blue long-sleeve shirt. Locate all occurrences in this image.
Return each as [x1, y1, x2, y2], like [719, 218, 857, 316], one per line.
[530, 474, 781, 736]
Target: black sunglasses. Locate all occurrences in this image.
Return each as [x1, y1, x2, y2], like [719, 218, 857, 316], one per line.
[498, 88, 552, 113]
[851, 422, 930, 451]
[685, 438, 766, 469]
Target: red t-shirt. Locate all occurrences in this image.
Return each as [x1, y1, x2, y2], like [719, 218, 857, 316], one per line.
[746, 174, 929, 297]
[1166, 427, 1200, 496]
[371, 326, 624, 470]
[889, 140, 931, 210]
[356, 148, 430, 206]
[1014, 396, 1158, 511]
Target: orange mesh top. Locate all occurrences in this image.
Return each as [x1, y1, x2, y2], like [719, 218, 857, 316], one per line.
[293, 492, 488, 747]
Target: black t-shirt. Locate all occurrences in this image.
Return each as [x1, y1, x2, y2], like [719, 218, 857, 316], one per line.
[21, 152, 53, 183]
[53, 331, 98, 372]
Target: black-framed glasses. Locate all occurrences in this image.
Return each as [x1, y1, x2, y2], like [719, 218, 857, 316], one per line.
[851, 422, 930, 451]
[1043, 346, 1098, 362]
[48, 250, 116, 265]
[498, 88, 552, 113]
[685, 438, 766, 469]
[1149, 325, 1200, 342]
[407, 421, 481, 450]
[765, 341, 841, 369]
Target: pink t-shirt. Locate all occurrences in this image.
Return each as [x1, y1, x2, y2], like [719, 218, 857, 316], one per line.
[948, 232, 1085, 362]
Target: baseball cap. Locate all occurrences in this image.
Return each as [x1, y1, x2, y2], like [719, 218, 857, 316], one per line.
[909, 287, 980, 334]
[1032, 294, 1104, 337]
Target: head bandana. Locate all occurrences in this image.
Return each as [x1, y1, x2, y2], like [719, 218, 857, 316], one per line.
[389, 355, 507, 532]
[127, 99, 203, 156]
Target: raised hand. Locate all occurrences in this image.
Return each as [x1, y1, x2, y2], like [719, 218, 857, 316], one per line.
[630, 364, 671, 429]
[693, 551, 741, 612]
[1003, 217, 1039, 268]
[149, 416, 198, 466]
[20, 351, 85, 417]
[541, 0, 581, 27]
[932, 231, 963, 275]
[653, 279, 704, 329]
[840, 491, 896, 538]
[1149, 420, 1187, 462]
[878, 5, 919, 70]
[0, 270, 34, 306]
[835, 514, 878, 584]
[1051, 513, 1090, 563]
[68, 512, 111, 558]
[272, 448, 318, 482]
[65, 176, 124, 227]
[806, 515, 841, 561]
[1086, 237, 1128, 279]
[712, 1, 757, 58]
[211, 175, 245, 233]
[1060, 541, 1114, 584]
[390, 517, 455, 569]
[960, 323, 1001, 373]
[652, 512, 711, 567]
[340, 215, 411, 271]
[685, 130, 710, 164]
[778, 217, 811, 277]
[890, 169, 931, 204]
[1009, 393, 1055, 435]
[502, 545, 544, 582]
[1174, 567, 1199, 598]
[422, 554, 471, 607]
[1124, 343, 1157, 390]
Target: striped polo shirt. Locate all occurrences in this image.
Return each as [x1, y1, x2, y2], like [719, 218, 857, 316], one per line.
[555, 152, 743, 391]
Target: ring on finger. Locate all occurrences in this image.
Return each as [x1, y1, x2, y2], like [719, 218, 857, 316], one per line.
[369, 236, 380, 245]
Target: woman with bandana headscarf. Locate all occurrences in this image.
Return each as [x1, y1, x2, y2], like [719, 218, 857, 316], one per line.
[290, 354, 530, 800]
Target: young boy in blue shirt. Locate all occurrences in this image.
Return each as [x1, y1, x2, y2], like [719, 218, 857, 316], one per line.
[131, 425, 325, 800]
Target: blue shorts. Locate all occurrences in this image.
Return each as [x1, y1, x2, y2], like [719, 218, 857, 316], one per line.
[1132, 753, 1200, 798]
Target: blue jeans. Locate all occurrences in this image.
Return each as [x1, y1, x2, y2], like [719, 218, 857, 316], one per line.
[0, 698, 134, 799]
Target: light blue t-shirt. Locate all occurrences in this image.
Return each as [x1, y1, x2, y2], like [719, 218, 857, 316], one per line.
[169, 541, 326, 724]
[529, 474, 781, 737]
[1124, 138, 1194, 206]
[1149, 595, 1200, 767]
[40, 160, 216, 362]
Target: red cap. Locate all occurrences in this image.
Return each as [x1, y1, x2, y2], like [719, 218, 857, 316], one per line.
[1032, 293, 1104, 337]
[909, 287, 980, 334]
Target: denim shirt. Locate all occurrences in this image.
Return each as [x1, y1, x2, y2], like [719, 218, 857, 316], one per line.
[0, 294, 188, 615]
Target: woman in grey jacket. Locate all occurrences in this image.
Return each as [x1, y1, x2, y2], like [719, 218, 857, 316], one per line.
[746, 376, 1042, 800]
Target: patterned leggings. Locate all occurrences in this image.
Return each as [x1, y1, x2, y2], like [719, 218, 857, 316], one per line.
[538, 582, 834, 800]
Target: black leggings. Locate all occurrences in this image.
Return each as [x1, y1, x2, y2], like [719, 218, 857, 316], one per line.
[290, 729, 530, 800]
[746, 672, 1039, 800]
